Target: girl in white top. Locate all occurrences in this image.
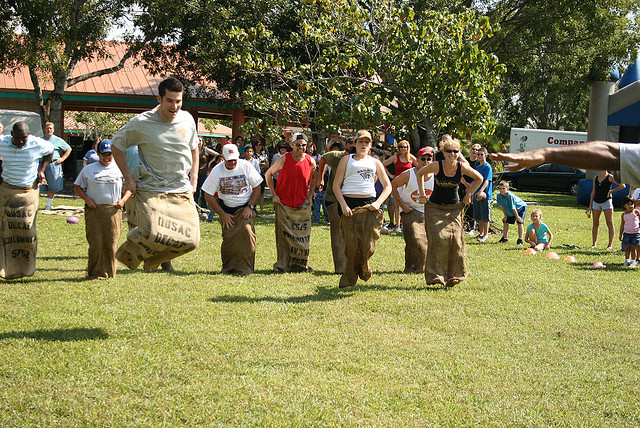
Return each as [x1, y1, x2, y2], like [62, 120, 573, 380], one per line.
[333, 131, 391, 216]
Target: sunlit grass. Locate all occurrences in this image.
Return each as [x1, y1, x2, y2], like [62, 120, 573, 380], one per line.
[0, 192, 638, 426]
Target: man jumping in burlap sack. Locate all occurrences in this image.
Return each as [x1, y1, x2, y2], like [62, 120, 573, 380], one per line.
[203, 144, 263, 274]
[391, 147, 435, 273]
[266, 133, 316, 272]
[0, 122, 54, 279]
[112, 77, 200, 271]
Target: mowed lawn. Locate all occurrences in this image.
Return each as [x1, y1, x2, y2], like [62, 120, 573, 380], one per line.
[1, 192, 638, 426]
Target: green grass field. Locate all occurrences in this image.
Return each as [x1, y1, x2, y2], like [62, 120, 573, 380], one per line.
[1, 192, 638, 426]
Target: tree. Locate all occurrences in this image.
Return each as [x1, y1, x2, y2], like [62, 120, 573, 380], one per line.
[409, 0, 640, 138]
[0, 0, 140, 135]
[69, 111, 134, 140]
[228, 0, 505, 149]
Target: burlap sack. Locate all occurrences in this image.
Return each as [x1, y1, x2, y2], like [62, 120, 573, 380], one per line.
[220, 208, 257, 274]
[273, 201, 312, 272]
[0, 183, 39, 279]
[423, 201, 467, 287]
[116, 190, 200, 270]
[339, 205, 383, 288]
[124, 195, 137, 230]
[85, 204, 122, 279]
[326, 202, 346, 274]
[401, 209, 428, 273]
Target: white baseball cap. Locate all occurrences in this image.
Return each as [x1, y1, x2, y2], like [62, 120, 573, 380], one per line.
[222, 144, 240, 161]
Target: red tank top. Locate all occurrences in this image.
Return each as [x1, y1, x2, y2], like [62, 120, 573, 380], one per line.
[276, 152, 314, 208]
[394, 156, 413, 176]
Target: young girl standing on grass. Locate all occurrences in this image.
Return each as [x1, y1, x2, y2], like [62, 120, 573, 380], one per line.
[619, 196, 640, 267]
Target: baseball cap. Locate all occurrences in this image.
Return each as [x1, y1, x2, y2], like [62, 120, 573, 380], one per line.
[417, 147, 434, 157]
[356, 130, 372, 142]
[222, 144, 240, 161]
[292, 132, 307, 142]
[98, 139, 112, 154]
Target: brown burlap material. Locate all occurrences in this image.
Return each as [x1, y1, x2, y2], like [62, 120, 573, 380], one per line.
[423, 201, 467, 286]
[0, 183, 39, 279]
[326, 202, 346, 274]
[85, 204, 122, 279]
[116, 190, 200, 270]
[273, 201, 312, 272]
[339, 205, 383, 287]
[124, 195, 137, 230]
[401, 209, 428, 273]
[220, 208, 257, 274]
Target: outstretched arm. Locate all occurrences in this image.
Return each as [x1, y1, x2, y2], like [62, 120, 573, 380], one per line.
[491, 141, 620, 171]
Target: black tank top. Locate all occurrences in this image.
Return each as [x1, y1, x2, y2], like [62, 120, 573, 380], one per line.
[593, 175, 612, 204]
[429, 160, 462, 205]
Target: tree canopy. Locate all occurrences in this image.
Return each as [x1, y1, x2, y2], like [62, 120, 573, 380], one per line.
[0, 0, 140, 133]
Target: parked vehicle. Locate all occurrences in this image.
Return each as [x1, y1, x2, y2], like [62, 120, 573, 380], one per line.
[494, 163, 586, 195]
[0, 109, 43, 136]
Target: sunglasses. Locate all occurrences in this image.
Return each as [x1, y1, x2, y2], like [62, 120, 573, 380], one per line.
[399, 146, 408, 149]
[293, 143, 307, 147]
[420, 156, 432, 162]
[445, 149, 459, 154]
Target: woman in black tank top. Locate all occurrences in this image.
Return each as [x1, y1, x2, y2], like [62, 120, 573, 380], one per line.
[413, 137, 484, 288]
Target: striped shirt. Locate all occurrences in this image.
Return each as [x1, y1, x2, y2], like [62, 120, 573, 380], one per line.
[0, 135, 54, 187]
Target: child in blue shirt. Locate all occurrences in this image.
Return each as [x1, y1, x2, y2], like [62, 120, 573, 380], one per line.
[496, 180, 527, 244]
[526, 208, 553, 250]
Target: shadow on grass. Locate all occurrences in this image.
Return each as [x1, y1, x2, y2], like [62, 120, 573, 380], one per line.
[0, 327, 109, 341]
[209, 286, 352, 304]
[39, 256, 86, 261]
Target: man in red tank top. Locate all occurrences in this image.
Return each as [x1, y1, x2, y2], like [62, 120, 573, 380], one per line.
[266, 133, 317, 272]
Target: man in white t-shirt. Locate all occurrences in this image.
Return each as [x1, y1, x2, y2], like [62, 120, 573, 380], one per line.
[111, 77, 200, 271]
[202, 144, 263, 274]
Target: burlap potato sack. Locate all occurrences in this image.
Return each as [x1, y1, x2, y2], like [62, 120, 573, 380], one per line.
[116, 190, 200, 270]
[0, 183, 39, 279]
[85, 204, 122, 279]
[273, 201, 312, 272]
[220, 207, 257, 275]
[339, 205, 383, 288]
[423, 201, 467, 287]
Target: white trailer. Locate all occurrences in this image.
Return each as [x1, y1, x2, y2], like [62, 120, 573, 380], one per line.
[509, 128, 587, 154]
[0, 110, 43, 136]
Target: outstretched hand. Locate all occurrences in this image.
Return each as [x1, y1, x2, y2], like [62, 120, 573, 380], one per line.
[491, 151, 546, 171]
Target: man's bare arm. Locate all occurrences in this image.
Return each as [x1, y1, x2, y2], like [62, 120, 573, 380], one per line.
[491, 141, 621, 171]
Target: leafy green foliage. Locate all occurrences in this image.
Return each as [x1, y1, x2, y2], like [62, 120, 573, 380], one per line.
[229, 0, 504, 146]
[69, 111, 135, 140]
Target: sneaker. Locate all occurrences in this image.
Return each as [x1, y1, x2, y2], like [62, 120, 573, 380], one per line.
[498, 237, 508, 243]
[467, 230, 476, 236]
[623, 260, 631, 267]
[388, 223, 396, 229]
[630, 260, 638, 268]
[478, 235, 489, 243]
[516, 238, 524, 245]
[394, 226, 402, 233]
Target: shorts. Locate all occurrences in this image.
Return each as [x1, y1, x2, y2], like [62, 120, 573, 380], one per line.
[472, 198, 491, 222]
[504, 206, 527, 224]
[622, 232, 640, 247]
[531, 242, 550, 250]
[592, 199, 613, 211]
[40, 162, 63, 193]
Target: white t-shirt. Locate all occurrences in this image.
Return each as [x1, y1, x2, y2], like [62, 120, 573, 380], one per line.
[74, 162, 124, 205]
[400, 168, 434, 213]
[111, 106, 198, 193]
[201, 159, 263, 208]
